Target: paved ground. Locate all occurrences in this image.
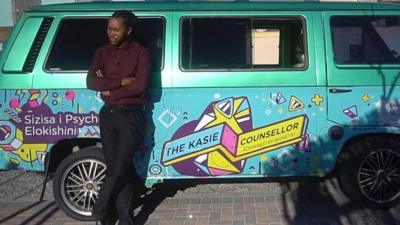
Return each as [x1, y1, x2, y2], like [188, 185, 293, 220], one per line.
[0, 171, 399, 225]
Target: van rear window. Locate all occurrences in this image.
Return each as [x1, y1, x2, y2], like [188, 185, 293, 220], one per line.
[180, 17, 306, 71]
[45, 17, 164, 72]
[331, 16, 400, 64]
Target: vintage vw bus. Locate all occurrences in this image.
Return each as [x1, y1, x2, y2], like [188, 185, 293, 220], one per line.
[0, 1, 399, 220]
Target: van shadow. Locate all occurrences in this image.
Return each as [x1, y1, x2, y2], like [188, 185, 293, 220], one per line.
[279, 177, 400, 225]
[130, 179, 196, 225]
[128, 177, 399, 225]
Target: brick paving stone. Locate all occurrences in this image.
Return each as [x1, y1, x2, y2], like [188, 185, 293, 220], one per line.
[177, 207, 188, 213]
[147, 218, 161, 225]
[212, 197, 222, 204]
[1, 174, 400, 225]
[188, 204, 200, 212]
[220, 207, 233, 220]
[257, 217, 272, 224]
[263, 217, 281, 224]
[160, 221, 184, 225]
[209, 208, 221, 222]
[232, 212, 246, 221]
[233, 220, 245, 225]
[190, 198, 201, 204]
[211, 201, 222, 208]
[254, 197, 265, 206]
[196, 216, 210, 225]
[234, 196, 244, 203]
[244, 196, 255, 204]
[222, 197, 233, 204]
[256, 210, 268, 218]
[174, 216, 188, 222]
[53, 220, 68, 225]
[201, 197, 212, 204]
[264, 195, 275, 202]
[190, 211, 212, 217]
[244, 212, 257, 224]
[199, 206, 212, 212]
[233, 201, 244, 212]
[161, 211, 175, 221]
[169, 199, 179, 206]
[183, 218, 196, 225]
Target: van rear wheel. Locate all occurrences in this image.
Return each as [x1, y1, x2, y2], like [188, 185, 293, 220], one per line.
[53, 146, 106, 221]
[338, 137, 400, 208]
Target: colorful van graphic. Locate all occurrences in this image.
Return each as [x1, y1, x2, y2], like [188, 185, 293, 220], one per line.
[0, 1, 399, 220]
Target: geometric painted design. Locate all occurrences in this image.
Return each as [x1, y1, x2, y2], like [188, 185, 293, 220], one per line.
[343, 105, 358, 119]
[158, 109, 178, 128]
[207, 151, 240, 175]
[164, 96, 310, 177]
[269, 92, 286, 105]
[294, 133, 311, 152]
[289, 96, 304, 111]
[311, 94, 324, 106]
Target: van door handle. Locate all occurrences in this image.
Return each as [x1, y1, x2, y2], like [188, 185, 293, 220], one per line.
[329, 88, 352, 93]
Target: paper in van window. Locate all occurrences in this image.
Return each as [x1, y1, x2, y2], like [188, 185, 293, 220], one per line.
[375, 27, 400, 58]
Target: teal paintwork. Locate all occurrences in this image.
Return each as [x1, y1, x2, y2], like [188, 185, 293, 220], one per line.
[29, 2, 400, 12]
[3, 18, 43, 72]
[0, 13, 34, 89]
[0, 1, 399, 184]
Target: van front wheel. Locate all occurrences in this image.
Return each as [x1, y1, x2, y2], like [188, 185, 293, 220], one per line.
[338, 137, 400, 208]
[53, 146, 106, 221]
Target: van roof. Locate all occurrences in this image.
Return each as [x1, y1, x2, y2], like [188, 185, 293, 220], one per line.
[29, 1, 400, 12]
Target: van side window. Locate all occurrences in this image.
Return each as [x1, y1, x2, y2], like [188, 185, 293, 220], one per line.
[45, 17, 164, 72]
[180, 17, 306, 71]
[331, 16, 400, 64]
[4, 17, 53, 72]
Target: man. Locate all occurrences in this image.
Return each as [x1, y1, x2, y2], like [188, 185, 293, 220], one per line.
[87, 10, 151, 225]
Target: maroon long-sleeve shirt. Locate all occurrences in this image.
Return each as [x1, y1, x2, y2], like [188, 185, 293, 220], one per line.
[86, 40, 151, 105]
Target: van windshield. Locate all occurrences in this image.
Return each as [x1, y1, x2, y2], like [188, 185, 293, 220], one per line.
[331, 16, 400, 64]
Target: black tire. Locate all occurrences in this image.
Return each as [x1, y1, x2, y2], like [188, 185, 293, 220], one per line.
[53, 146, 106, 221]
[337, 136, 400, 208]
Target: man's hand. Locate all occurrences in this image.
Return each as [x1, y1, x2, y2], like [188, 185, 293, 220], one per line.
[121, 77, 136, 86]
[96, 69, 103, 78]
[101, 91, 111, 96]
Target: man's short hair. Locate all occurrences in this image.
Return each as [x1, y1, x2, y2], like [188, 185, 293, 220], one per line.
[111, 10, 137, 29]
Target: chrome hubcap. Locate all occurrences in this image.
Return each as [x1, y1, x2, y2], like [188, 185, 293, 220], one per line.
[358, 150, 400, 203]
[61, 159, 106, 216]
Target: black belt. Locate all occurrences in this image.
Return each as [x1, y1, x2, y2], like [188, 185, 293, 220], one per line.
[103, 103, 145, 113]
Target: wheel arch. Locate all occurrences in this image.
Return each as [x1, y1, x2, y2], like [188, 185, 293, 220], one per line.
[334, 132, 400, 174]
[47, 138, 102, 174]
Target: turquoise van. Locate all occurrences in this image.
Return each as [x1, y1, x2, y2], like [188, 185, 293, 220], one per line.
[0, 1, 399, 220]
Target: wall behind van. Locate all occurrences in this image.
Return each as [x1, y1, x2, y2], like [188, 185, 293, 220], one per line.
[0, 1, 13, 27]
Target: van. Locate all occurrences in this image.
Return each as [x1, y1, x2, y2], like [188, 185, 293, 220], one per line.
[0, 1, 399, 220]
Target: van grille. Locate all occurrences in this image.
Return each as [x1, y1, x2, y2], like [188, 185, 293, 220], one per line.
[22, 17, 54, 72]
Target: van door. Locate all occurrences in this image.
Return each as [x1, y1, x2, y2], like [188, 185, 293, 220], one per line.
[155, 12, 325, 178]
[324, 12, 400, 128]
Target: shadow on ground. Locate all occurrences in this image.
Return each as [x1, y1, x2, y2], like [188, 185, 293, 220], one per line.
[130, 177, 400, 225]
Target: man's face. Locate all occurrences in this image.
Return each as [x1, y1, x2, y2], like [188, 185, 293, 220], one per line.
[107, 17, 132, 47]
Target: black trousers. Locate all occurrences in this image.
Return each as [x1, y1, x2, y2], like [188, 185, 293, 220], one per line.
[94, 104, 145, 223]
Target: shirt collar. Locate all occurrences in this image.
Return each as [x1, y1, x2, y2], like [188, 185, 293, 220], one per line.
[109, 39, 132, 50]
